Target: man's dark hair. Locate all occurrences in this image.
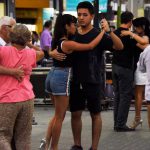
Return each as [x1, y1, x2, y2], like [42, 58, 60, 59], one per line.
[121, 11, 134, 24]
[77, 1, 94, 15]
[44, 20, 52, 28]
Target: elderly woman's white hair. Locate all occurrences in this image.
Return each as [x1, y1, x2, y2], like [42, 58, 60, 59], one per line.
[0, 16, 16, 30]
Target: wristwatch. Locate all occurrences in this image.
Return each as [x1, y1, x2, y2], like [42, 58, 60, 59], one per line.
[106, 28, 112, 34]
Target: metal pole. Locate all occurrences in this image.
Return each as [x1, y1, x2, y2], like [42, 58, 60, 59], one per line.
[117, 0, 121, 27]
[6, 0, 16, 18]
[93, 0, 99, 29]
[59, 0, 63, 14]
[130, 0, 133, 14]
[93, 1, 106, 102]
[53, 0, 57, 9]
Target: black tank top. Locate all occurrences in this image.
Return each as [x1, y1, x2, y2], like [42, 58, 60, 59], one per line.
[53, 39, 72, 67]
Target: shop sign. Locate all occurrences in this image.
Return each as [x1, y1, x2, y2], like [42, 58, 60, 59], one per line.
[99, 0, 108, 13]
[66, 0, 92, 11]
[65, 0, 108, 13]
[43, 8, 54, 20]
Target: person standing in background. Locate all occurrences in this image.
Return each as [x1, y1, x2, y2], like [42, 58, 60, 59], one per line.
[0, 16, 15, 45]
[112, 11, 136, 132]
[121, 17, 150, 129]
[32, 31, 40, 47]
[40, 20, 52, 59]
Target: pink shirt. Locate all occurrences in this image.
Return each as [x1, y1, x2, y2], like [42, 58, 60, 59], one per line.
[0, 46, 36, 103]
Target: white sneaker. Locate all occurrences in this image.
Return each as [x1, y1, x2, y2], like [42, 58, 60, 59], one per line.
[39, 138, 46, 150]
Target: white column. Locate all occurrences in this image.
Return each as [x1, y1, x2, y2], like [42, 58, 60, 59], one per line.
[126, 0, 144, 18]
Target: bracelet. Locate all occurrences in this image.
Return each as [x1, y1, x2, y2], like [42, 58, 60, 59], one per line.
[131, 33, 135, 39]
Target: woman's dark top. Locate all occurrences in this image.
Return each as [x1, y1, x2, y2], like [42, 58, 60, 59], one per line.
[53, 39, 73, 67]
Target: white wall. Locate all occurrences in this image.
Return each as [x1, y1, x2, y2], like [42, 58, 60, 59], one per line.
[126, 0, 144, 18]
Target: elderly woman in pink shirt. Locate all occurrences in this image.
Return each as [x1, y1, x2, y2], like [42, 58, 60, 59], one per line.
[0, 24, 44, 150]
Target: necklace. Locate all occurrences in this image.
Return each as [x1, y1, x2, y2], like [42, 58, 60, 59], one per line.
[78, 26, 93, 34]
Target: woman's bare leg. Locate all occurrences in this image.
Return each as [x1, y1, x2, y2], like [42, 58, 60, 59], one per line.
[50, 95, 69, 150]
[134, 85, 145, 118]
[130, 85, 144, 129]
[45, 94, 55, 150]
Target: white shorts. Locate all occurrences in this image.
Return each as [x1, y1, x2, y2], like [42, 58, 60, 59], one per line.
[134, 65, 147, 85]
[145, 84, 150, 101]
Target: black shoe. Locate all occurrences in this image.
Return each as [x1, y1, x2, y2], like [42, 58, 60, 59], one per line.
[32, 121, 38, 125]
[89, 147, 97, 150]
[70, 145, 83, 150]
[115, 126, 135, 132]
[32, 117, 38, 125]
[114, 126, 117, 131]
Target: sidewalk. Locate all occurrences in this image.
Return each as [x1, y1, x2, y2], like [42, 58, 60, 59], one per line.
[31, 106, 150, 150]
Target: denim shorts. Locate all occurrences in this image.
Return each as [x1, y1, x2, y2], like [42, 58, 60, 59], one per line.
[45, 67, 72, 96]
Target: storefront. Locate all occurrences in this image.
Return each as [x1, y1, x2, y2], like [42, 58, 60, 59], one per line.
[15, 0, 50, 33]
[0, 0, 15, 18]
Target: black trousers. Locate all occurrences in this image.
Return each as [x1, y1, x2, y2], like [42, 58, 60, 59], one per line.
[112, 64, 134, 127]
[43, 50, 50, 59]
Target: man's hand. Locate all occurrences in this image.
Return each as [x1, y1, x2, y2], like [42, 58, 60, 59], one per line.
[11, 66, 24, 82]
[49, 49, 67, 61]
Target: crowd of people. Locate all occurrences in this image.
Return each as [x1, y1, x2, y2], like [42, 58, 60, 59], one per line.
[0, 1, 150, 150]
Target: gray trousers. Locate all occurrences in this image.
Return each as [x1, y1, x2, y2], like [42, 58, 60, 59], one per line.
[112, 64, 134, 127]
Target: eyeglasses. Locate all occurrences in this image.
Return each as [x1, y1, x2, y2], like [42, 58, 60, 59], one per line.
[4, 25, 12, 28]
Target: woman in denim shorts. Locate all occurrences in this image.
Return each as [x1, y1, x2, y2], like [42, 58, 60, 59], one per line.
[43, 14, 108, 150]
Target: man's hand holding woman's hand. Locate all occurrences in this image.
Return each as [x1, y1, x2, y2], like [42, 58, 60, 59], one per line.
[100, 18, 110, 32]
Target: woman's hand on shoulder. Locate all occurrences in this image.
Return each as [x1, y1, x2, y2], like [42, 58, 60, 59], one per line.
[121, 30, 131, 36]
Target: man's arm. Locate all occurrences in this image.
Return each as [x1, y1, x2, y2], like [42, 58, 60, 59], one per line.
[101, 19, 123, 50]
[0, 65, 24, 82]
[109, 32, 124, 50]
[26, 42, 44, 61]
[49, 49, 66, 61]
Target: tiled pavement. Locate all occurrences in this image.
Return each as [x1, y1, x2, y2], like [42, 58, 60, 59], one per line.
[32, 106, 150, 150]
